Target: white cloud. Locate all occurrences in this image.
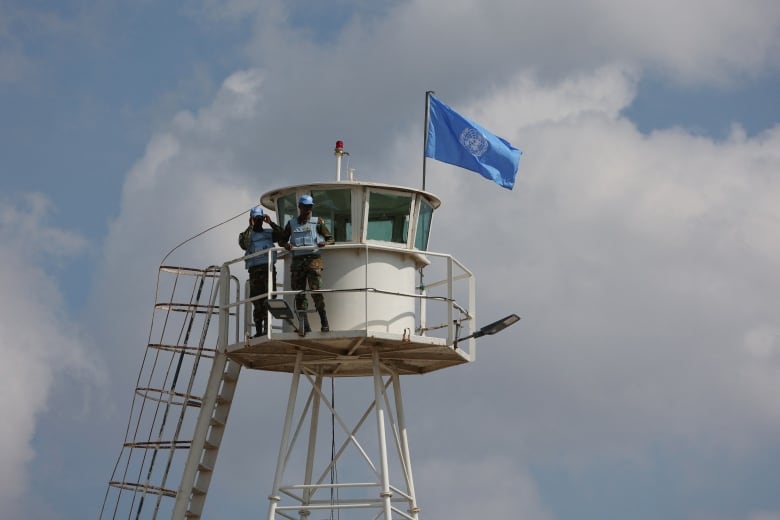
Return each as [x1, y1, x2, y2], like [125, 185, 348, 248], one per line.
[0, 194, 103, 508]
[588, 0, 780, 84]
[217, 0, 780, 92]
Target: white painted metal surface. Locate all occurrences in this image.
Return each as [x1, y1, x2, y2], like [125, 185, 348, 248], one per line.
[265, 350, 420, 520]
[282, 246, 423, 333]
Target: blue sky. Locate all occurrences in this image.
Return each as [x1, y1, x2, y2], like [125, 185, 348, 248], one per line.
[2, 1, 780, 519]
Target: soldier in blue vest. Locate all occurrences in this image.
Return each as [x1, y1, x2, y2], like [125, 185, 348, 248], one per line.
[280, 195, 335, 333]
[239, 205, 284, 337]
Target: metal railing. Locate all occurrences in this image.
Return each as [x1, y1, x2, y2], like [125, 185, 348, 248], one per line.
[222, 242, 477, 356]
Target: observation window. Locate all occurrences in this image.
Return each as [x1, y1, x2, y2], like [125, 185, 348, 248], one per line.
[276, 194, 298, 231]
[311, 189, 353, 242]
[414, 199, 433, 250]
[367, 191, 411, 244]
[276, 190, 352, 242]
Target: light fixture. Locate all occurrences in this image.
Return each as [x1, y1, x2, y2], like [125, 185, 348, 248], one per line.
[473, 313, 521, 338]
[454, 313, 520, 348]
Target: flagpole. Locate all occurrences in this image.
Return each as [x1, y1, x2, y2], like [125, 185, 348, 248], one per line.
[422, 90, 434, 191]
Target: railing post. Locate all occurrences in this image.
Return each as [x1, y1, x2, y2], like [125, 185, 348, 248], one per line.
[468, 266, 476, 359]
[446, 256, 454, 346]
[219, 264, 230, 351]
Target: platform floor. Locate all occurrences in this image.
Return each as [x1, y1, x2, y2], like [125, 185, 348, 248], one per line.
[226, 329, 471, 376]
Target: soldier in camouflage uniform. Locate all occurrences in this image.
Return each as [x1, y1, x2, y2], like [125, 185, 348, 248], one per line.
[239, 205, 284, 337]
[280, 195, 335, 333]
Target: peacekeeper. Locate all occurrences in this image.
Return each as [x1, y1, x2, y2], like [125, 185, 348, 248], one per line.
[280, 194, 335, 333]
[239, 205, 284, 337]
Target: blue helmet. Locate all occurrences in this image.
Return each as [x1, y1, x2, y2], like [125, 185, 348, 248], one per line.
[298, 195, 314, 205]
[250, 205, 264, 217]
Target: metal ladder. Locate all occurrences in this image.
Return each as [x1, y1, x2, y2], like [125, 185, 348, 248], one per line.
[172, 348, 242, 517]
[100, 264, 241, 519]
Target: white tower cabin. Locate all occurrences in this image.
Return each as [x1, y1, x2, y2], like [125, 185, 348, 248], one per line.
[101, 145, 515, 519]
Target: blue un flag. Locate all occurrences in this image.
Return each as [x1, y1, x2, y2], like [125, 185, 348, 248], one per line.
[425, 95, 522, 190]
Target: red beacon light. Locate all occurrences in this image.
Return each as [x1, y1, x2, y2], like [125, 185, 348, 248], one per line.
[334, 140, 348, 180]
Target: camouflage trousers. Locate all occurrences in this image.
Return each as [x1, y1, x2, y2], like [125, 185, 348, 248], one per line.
[290, 255, 326, 312]
[248, 265, 277, 323]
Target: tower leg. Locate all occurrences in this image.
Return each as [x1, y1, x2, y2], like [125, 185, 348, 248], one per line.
[392, 372, 420, 519]
[301, 374, 323, 518]
[268, 351, 304, 520]
[373, 350, 394, 518]
[266, 353, 420, 519]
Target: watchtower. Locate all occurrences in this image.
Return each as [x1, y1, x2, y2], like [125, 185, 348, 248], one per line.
[101, 146, 517, 519]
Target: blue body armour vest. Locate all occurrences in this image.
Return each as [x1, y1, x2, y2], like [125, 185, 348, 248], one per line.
[289, 217, 322, 257]
[245, 229, 277, 269]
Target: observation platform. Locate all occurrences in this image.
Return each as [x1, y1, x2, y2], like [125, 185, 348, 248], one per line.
[219, 179, 478, 377]
[226, 330, 471, 376]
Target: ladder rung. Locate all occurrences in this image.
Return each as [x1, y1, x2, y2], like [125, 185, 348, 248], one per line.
[209, 416, 226, 427]
[192, 486, 207, 496]
[198, 462, 213, 473]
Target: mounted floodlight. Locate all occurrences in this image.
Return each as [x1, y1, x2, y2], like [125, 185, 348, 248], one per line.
[266, 299, 297, 321]
[454, 313, 521, 348]
[473, 313, 521, 338]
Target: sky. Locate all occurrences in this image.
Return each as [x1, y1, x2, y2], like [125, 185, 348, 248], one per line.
[1, 0, 780, 518]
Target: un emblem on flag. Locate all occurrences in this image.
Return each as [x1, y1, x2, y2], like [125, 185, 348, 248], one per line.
[459, 128, 489, 157]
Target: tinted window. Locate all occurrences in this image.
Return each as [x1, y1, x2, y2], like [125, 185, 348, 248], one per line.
[311, 189, 352, 242]
[414, 199, 433, 250]
[277, 193, 298, 230]
[367, 191, 411, 244]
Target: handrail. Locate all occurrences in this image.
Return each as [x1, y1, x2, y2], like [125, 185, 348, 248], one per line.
[224, 242, 476, 355]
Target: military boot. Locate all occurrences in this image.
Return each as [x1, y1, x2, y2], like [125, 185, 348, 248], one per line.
[318, 310, 330, 332]
[254, 320, 266, 338]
